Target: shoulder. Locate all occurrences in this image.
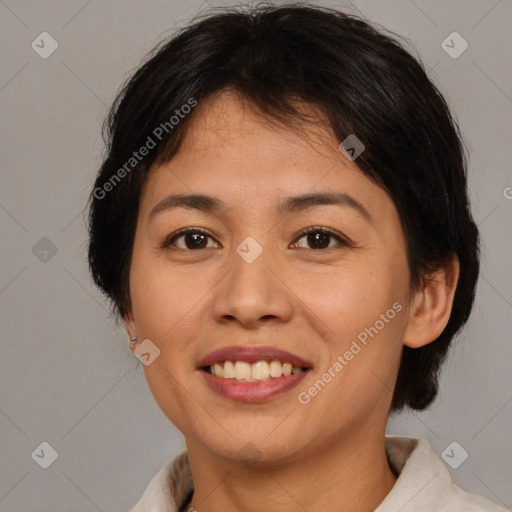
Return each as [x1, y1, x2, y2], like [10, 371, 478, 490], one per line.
[376, 436, 508, 512]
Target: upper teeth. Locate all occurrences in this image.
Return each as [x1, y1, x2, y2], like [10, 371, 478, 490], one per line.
[210, 360, 304, 381]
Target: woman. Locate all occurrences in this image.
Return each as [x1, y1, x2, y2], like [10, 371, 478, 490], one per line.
[87, 4, 507, 511]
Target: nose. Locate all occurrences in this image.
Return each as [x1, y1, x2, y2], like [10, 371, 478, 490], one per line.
[211, 237, 294, 329]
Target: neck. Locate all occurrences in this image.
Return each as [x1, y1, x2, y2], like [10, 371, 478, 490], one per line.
[185, 428, 398, 512]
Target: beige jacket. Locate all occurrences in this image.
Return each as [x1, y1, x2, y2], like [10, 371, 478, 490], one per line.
[128, 436, 508, 511]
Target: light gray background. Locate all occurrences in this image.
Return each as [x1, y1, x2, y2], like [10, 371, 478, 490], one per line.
[0, 0, 511, 511]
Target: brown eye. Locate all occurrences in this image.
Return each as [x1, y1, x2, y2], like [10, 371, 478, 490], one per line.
[161, 228, 219, 250]
[293, 227, 350, 251]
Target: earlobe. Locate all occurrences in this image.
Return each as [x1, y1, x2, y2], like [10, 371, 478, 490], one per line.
[122, 310, 137, 340]
[403, 255, 460, 349]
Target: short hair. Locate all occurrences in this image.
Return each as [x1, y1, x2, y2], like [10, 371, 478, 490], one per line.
[87, 3, 480, 412]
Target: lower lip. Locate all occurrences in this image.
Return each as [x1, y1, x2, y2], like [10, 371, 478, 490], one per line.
[201, 370, 309, 403]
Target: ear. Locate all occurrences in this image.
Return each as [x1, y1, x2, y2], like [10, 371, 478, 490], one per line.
[403, 254, 460, 349]
[122, 310, 137, 340]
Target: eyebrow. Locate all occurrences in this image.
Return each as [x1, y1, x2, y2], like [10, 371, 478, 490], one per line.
[148, 192, 373, 223]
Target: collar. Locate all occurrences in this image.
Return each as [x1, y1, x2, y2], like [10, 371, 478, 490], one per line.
[129, 436, 506, 512]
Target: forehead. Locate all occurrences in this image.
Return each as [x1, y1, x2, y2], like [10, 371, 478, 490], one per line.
[145, 92, 360, 190]
[138, 91, 397, 230]
[176, 90, 339, 161]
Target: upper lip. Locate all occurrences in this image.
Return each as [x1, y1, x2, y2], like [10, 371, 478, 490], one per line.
[198, 345, 313, 369]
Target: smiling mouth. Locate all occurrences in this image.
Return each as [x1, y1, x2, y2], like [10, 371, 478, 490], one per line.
[202, 360, 310, 382]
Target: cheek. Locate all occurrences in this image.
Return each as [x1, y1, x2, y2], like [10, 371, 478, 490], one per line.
[296, 277, 407, 429]
[130, 261, 209, 428]
[142, 362, 192, 433]
[299, 257, 409, 394]
[298, 259, 402, 336]
[129, 256, 211, 341]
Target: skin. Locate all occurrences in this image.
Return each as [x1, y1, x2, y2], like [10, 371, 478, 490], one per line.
[124, 90, 459, 512]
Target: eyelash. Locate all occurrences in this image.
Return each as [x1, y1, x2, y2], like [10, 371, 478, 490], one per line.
[160, 226, 351, 252]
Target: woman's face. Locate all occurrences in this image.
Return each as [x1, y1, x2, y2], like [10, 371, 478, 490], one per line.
[125, 91, 414, 463]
